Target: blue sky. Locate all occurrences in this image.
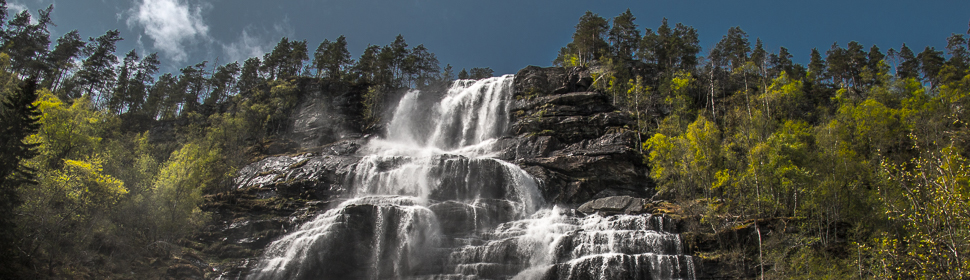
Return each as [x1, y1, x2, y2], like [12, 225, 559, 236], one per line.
[9, 0, 970, 75]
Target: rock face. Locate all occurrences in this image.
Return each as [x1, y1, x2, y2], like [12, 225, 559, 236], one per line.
[502, 66, 653, 204]
[577, 195, 650, 215]
[198, 139, 364, 279]
[285, 79, 365, 149]
[197, 68, 683, 279]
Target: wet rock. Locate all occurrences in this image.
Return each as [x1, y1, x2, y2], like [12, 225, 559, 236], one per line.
[286, 79, 363, 148]
[248, 203, 440, 280]
[167, 263, 204, 279]
[514, 66, 593, 97]
[234, 141, 362, 200]
[577, 196, 649, 215]
[538, 254, 694, 280]
[507, 66, 652, 204]
[515, 132, 649, 203]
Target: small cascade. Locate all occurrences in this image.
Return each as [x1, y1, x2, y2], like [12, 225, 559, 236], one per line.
[247, 75, 695, 280]
[441, 207, 694, 280]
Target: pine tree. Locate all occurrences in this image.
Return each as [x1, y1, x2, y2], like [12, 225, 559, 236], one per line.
[640, 18, 701, 73]
[712, 26, 750, 70]
[918, 46, 945, 87]
[571, 11, 608, 65]
[76, 29, 122, 104]
[897, 44, 920, 80]
[3, 5, 53, 76]
[0, 78, 41, 275]
[42, 30, 85, 93]
[469, 67, 494, 79]
[608, 9, 639, 61]
[236, 57, 261, 97]
[807, 48, 826, 83]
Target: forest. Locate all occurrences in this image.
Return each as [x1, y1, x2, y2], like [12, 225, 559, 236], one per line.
[0, 1, 967, 279]
[557, 10, 970, 279]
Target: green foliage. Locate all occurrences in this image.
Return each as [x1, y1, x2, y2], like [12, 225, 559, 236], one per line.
[314, 35, 353, 80]
[29, 88, 104, 168]
[150, 143, 211, 239]
[0, 65, 40, 276]
[570, 11, 609, 65]
[874, 145, 970, 278]
[468, 67, 494, 79]
[645, 115, 721, 199]
[362, 84, 385, 131]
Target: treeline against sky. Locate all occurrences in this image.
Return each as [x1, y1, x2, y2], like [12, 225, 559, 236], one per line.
[1, 1, 969, 278]
[554, 9, 970, 278]
[0, 1, 503, 278]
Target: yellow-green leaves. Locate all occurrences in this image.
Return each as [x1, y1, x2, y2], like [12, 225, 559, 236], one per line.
[876, 145, 970, 278]
[57, 158, 127, 207]
[29, 89, 106, 167]
[644, 115, 721, 199]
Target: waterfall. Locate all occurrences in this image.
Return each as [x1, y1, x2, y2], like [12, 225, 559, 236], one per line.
[247, 75, 695, 280]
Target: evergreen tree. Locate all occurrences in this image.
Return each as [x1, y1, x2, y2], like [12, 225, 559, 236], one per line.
[845, 41, 867, 86]
[571, 11, 608, 65]
[469, 67, 494, 79]
[868, 45, 885, 70]
[405, 44, 439, 87]
[712, 26, 750, 70]
[204, 62, 240, 106]
[286, 39, 308, 78]
[640, 18, 701, 73]
[826, 42, 850, 87]
[897, 44, 920, 80]
[262, 37, 306, 80]
[946, 33, 968, 68]
[42, 30, 85, 93]
[769, 47, 797, 78]
[128, 52, 159, 113]
[0, 78, 40, 276]
[108, 49, 139, 114]
[314, 35, 352, 80]
[807, 48, 826, 82]
[439, 64, 454, 82]
[352, 45, 381, 84]
[917, 46, 945, 87]
[237, 57, 261, 97]
[608, 9, 639, 61]
[3, 5, 53, 76]
[750, 38, 767, 68]
[177, 61, 210, 115]
[75, 30, 122, 104]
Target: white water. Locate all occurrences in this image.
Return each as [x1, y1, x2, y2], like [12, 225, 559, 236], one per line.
[248, 75, 694, 280]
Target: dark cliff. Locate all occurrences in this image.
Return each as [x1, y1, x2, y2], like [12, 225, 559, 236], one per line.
[189, 67, 702, 279]
[499, 66, 654, 204]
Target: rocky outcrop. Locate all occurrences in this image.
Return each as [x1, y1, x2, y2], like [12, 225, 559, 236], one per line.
[506, 66, 653, 204]
[196, 138, 366, 278]
[196, 66, 661, 278]
[233, 138, 364, 199]
[285, 79, 365, 149]
[577, 195, 650, 215]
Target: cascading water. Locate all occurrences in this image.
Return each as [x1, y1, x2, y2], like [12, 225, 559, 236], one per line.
[248, 75, 695, 280]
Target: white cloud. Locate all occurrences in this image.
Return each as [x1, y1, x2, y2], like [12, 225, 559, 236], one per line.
[7, 2, 28, 14]
[222, 29, 271, 63]
[8, 2, 38, 25]
[221, 17, 294, 63]
[126, 0, 209, 63]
